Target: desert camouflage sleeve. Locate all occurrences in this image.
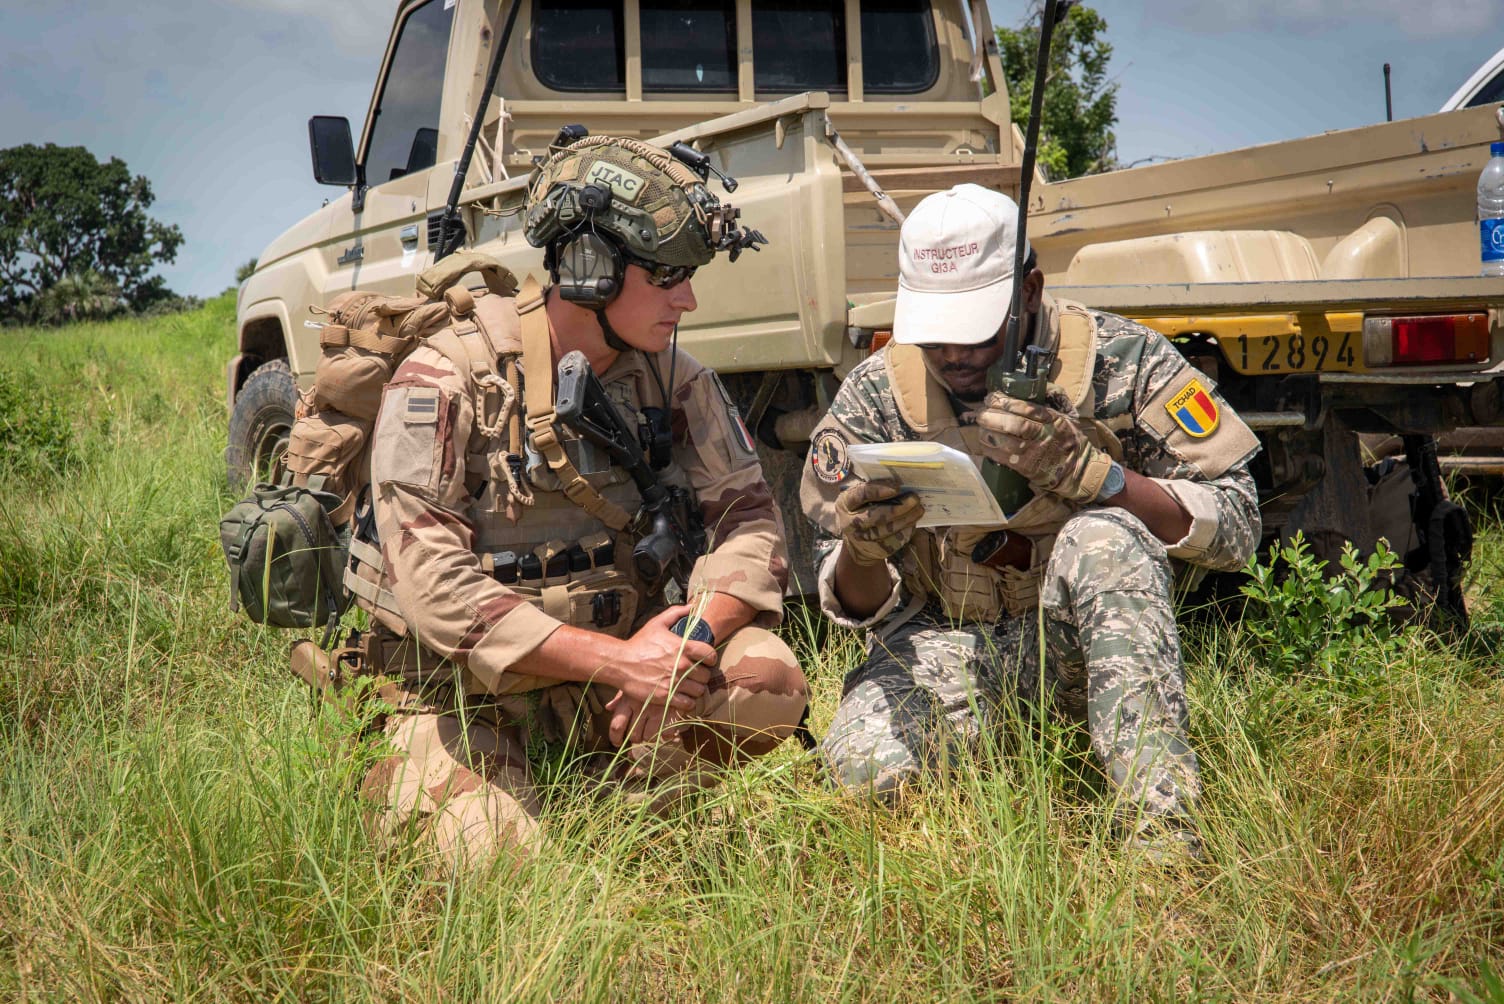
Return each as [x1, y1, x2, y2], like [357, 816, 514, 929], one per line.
[369, 345, 562, 693]
[671, 358, 789, 626]
[1098, 314, 1263, 572]
[797, 353, 908, 628]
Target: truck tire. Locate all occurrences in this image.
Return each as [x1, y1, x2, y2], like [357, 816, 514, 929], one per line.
[226, 358, 297, 491]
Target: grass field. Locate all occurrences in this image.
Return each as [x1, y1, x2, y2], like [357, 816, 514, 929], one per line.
[2, 297, 1502, 1001]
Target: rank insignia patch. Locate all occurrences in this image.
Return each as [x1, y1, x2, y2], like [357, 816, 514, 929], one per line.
[810, 428, 851, 484]
[1165, 377, 1219, 438]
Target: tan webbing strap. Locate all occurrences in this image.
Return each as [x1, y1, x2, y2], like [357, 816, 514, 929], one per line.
[505, 356, 523, 459]
[517, 279, 631, 531]
[320, 323, 412, 356]
[342, 538, 401, 619]
[541, 584, 571, 622]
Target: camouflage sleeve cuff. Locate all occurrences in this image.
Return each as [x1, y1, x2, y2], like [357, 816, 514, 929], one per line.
[816, 542, 903, 630]
[465, 604, 566, 692]
[1153, 477, 1224, 565]
[690, 552, 785, 626]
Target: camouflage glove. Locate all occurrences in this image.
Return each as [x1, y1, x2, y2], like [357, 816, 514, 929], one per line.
[975, 393, 1114, 503]
[835, 479, 925, 566]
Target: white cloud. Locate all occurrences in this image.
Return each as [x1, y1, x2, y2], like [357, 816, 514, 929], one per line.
[223, 0, 396, 53]
[1145, 0, 1502, 37]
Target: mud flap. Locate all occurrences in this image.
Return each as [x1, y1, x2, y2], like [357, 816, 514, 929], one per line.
[1402, 435, 1472, 630]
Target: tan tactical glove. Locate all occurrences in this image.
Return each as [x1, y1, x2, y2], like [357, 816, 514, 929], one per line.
[975, 393, 1114, 503]
[835, 479, 925, 566]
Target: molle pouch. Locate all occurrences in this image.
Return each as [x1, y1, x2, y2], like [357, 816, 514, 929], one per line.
[511, 567, 641, 641]
[998, 565, 1043, 618]
[535, 539, 572, 586]
[312, 323, 398, 422]
[219, 482, 352, 628]
[934, 528, 1006, 622]
[283, 409, 370, 526]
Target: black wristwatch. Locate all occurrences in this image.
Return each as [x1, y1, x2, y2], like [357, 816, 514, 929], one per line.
[671, 615, 715, 646]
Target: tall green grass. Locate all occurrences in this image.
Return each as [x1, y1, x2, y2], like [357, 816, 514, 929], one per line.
[1, 298, 1501, 1001]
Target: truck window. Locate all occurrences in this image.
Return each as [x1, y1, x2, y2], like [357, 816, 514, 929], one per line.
[752, 0, 844, 92]
[642, 0, 737, 91]
[364, 0, 454, 185]
[861, 0, 937, 92]
[751, 0, 937, 94]
[534, 0, 626, 92]
[1465, 68, 1504, 108]
[532, 0, 936, 95]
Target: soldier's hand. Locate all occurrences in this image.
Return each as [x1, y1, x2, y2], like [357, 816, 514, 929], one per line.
[604, 691, 686, 747]
[612, 604, 715, 710]
[835, 478, 925, 565]
[975, 393, 1112, 503]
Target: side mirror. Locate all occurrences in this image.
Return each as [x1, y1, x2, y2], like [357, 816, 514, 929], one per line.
[308, 116, 357, 187]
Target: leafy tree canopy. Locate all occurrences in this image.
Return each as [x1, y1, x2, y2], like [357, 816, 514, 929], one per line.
[996, 3, 1118, 179]
[0, 143, 183, 317]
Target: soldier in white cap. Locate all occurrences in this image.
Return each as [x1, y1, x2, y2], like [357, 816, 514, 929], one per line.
[800, 184, 1263, 861]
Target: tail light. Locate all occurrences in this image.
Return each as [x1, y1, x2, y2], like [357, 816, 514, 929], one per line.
[868, 329, 893, 354]
[1363, 313, 1489, 367]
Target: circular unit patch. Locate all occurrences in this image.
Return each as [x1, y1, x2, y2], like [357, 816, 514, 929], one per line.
[810, 428, 851, 484]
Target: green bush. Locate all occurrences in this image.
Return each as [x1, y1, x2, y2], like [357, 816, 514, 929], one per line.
[0, 364, 76, 478]
[1239, 531, 1407, 679]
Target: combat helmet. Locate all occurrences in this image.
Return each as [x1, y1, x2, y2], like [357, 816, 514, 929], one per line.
[524, 128, 764, 314]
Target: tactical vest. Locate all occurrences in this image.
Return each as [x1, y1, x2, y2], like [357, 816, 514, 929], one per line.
[344, 280, 693, 691]
[888, 296, 1123, 621]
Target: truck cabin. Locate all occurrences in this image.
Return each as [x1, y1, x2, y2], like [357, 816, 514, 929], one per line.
[350, 0, 1014, 191]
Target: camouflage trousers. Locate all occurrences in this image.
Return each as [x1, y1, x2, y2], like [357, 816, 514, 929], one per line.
[361, 626, 808, 867]
[820, 508, 1201, 834]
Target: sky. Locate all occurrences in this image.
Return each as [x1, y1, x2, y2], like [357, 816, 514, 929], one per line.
[1, 1, 1500, 300]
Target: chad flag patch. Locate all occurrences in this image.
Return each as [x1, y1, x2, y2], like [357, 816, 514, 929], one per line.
[1165, 378, 1220, 438]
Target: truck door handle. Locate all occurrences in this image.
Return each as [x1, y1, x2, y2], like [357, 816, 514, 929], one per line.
[400, 224, 420, 247]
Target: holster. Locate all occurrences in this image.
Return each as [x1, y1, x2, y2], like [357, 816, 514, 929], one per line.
[289, 630, 403, 731]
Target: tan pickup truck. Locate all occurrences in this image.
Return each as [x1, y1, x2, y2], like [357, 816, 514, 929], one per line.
[230, 0, 1504, 612]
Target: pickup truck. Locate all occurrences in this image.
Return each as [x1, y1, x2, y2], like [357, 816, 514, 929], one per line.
[229, 0, 1504, 616]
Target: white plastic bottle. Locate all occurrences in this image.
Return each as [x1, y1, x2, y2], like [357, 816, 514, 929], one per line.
[1479, 140, 1504, 277]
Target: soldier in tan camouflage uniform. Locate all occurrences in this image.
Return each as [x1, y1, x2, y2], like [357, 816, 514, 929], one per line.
[351, 133, 807, 865]
[801, 185, 1262, 860]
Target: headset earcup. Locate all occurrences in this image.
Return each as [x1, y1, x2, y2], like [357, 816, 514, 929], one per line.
[555, 232, 624, 310]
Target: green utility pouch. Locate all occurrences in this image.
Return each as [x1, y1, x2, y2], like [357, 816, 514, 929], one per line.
[219, 479, 351, 628]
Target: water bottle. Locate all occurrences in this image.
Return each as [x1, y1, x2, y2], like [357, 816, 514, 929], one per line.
[1478, 140, 1504, 277]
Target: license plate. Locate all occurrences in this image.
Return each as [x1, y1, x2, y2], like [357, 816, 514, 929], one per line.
[1228, 330, 1360, 374]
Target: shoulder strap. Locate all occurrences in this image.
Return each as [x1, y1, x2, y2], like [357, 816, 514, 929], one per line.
[886, 344, 959, 434]
[1045, 296, 1100, 412]
[517, 278, 631, 532]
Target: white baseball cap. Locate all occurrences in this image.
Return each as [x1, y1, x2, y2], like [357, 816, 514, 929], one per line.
[892, 184, 1030, 346]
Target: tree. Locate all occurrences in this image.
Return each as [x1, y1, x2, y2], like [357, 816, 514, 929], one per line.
[0, 144, 183, 319]
[28, 270, 125, 327]
[996, 4, 1118, 179]
[235, 258, 259, 284]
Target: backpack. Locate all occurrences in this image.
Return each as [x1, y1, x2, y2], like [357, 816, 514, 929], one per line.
[219, 252, 520, 628]
[219, 480, 349, 628]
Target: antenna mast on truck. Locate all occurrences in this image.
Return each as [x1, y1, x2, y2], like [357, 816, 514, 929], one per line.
[435, 0, 524, 261]
[980, 0, 1074, 513]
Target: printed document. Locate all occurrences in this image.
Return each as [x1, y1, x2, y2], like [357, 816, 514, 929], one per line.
[845, 441, 1007, 527]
